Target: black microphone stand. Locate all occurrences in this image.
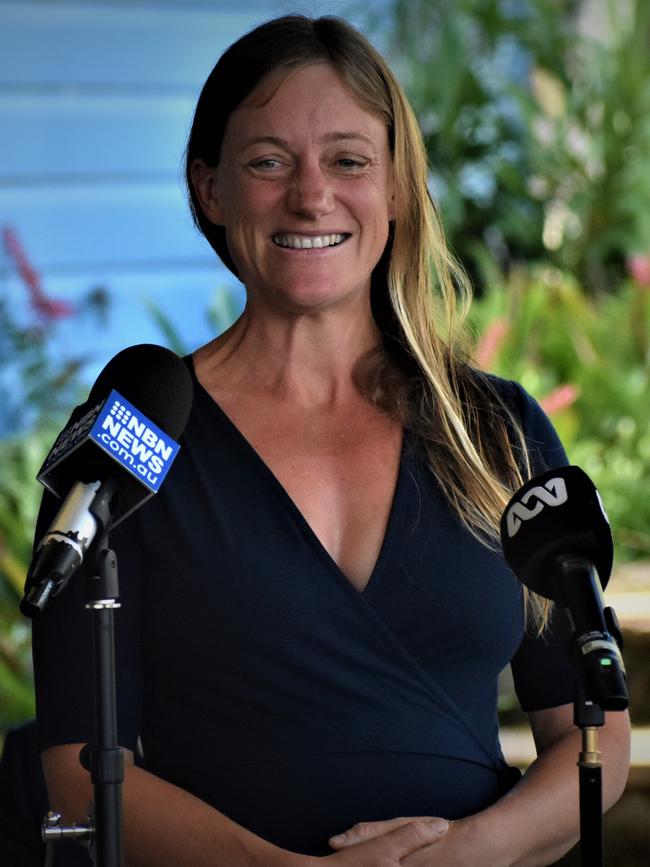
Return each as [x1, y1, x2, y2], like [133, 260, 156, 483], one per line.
[42, 483, 124, 867]
[574, 685, 605, 867]
[559, 557, 629, 867]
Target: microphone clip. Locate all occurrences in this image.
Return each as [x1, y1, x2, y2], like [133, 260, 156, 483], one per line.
[20, 477, 118, 618]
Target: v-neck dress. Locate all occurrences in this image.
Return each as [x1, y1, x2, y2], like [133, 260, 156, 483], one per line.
[32, 365, 577, 856]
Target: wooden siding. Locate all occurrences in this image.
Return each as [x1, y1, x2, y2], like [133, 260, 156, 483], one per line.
[0, 0, 358, 388]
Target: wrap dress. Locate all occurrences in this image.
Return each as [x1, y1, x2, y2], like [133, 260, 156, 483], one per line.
[33, 363, 577, 856]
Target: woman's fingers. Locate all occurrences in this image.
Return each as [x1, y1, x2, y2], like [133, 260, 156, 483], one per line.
[329, 816, 449, 849]
[372, 819, 450, 862]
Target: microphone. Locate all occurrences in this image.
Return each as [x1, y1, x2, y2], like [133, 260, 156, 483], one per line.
[500, 466, 628, 710]
[21, 344, 193, 617]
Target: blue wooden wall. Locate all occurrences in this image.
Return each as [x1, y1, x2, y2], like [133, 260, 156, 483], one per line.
[0, 0, 360, 395]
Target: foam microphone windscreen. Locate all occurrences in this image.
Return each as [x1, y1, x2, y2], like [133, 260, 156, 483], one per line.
[37, 344, 193, 524]
[500, 465, 613, 599]
[87, 343, 192, 437]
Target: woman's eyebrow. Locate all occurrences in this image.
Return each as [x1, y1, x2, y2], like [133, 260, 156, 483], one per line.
[240, 135, 289, 150]
[240, 131, 376, 149]
[322, 131, 376, 146]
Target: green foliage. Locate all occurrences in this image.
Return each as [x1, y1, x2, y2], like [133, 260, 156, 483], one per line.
[143, 296, 189, 357]
[0, 300, 86, 436]
[376, 0, 650, 292]
[206, 284, 243, 340]
[0, 286, 108, 728]
[372, 0, 650, 562]
[146, 283, 243, 356]
[521, 0, 650, 291]
[469, 268, 650, 563]
[0, 431, 55, 725]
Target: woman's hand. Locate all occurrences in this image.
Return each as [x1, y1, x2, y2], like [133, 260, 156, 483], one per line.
[319, 817, 449, 865]
[327, 817, 476, 867]
[325, 705, 631, 867]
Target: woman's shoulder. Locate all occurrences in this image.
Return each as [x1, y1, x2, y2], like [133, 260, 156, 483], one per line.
[460, 365, 546, 425]
[459, 365, 569, 473]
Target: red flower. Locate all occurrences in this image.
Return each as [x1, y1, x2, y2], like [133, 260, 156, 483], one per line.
[2, 225, 75, 321]
[539, 384, 581, 415]
[475, 318, 509, 370]
[627, 254, 650, 289]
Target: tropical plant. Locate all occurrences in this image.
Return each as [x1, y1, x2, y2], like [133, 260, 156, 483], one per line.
[521, 0, 650, 293]
[146, 282, 243, 356]
[469, 261, 650, 564]
[0, 226, 109, 728]
[0, 431, 54, 726]
[370, 0, 649, 293]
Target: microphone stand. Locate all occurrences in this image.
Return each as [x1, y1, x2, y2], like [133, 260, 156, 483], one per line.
[574, 686, 605, 867]
[559, 557, 629, 867]
[42, 484, 124, 867]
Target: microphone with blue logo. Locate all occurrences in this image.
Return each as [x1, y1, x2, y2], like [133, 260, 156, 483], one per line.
[500, 465, 627, 711]
[20, 343, 193, 617]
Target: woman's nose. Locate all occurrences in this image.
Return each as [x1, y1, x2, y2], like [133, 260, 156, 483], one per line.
[287, 160, 334, 219]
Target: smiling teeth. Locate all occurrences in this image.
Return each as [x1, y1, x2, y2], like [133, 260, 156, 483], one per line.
[272, 233, 347, 249]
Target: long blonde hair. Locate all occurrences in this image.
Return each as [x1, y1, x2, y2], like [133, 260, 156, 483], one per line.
[185, 15, 550, 629]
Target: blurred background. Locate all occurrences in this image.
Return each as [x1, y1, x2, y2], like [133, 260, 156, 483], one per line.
[0, 0, 648, 863]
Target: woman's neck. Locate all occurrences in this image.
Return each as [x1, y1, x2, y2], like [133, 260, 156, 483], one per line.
[194, 299, 381, 409]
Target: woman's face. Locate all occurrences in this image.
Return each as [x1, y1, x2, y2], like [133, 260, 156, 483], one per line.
[195, 62, 395, 316]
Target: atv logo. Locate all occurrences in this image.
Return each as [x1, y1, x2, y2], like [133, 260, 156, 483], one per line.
[505, 477, 568, 538]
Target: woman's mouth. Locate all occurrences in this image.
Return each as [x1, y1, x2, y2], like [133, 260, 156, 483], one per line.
[271, 233, 350, 249]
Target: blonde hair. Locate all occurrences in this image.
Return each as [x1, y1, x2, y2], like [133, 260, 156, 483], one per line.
[185, 15, 550, 630]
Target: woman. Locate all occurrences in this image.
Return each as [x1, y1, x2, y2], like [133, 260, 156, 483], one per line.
[33, 15, 630, 866]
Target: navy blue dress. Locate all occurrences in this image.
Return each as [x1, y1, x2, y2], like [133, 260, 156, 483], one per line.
[32, 365, 577, 856]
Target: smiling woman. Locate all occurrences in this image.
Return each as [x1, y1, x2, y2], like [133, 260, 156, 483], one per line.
[190, 63, 396, 316]
[31, 13, 630, 867]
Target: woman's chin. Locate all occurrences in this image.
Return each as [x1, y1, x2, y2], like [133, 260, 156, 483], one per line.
[245, 274, 369, 317]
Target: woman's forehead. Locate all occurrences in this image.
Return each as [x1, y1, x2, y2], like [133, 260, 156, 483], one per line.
[241, 61, 338, 109]
[226, 63, 389, 145]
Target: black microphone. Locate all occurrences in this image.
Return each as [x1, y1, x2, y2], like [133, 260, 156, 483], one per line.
[21, 344, 193, 617]
[500, 465, 628, 710]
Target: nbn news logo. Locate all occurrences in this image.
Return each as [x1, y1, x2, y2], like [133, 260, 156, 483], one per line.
[90, 390, 180, 492]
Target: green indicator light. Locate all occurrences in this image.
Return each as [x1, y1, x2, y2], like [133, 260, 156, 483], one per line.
[600, 659, 613, 667]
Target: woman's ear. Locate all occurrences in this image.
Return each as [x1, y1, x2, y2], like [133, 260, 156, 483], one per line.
[190, 159, 225, 225]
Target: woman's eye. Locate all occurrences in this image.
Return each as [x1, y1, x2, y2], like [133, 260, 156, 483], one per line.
[250, 158, 282, 170]
[336, 158, 366, 170]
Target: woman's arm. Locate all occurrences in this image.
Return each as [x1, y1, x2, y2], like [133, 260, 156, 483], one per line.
[329, 704, 631, 867]
[43, 744, 299, 867]
[42, 744, 449, 867]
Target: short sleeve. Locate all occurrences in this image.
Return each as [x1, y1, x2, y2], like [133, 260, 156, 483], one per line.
[511, 606, 578, 711]
[505, 380, 569, 474]
[31, 490, 144, 752]
[498, 379, 578, 710]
